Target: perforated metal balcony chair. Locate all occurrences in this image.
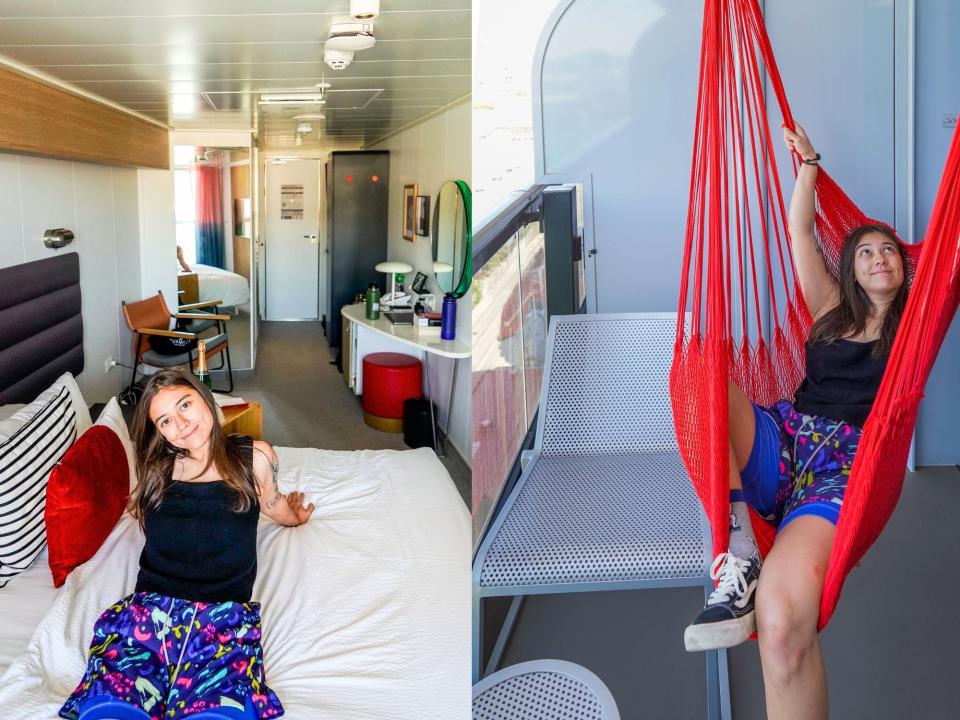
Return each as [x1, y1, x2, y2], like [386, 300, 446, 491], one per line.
[473, 660, 620, 720]
[472, 313, 729, 720]
[121, 292, 233, 396]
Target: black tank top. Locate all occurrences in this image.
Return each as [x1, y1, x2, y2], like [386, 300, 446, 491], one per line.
[793, 339, 888, 427]
[135, 435, 259, 603]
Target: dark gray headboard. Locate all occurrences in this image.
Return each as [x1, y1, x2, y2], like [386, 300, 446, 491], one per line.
[0, 252, 83, 404]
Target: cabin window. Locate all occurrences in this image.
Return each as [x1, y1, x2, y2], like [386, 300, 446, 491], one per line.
[474, 0, 564, 227]
[174, 147, 198, 266]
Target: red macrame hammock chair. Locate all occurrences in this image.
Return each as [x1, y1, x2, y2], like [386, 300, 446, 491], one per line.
[670, 0, 960, 630]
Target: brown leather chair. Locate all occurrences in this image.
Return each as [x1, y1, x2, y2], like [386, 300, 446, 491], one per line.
[177, 298, 227, 337]
[121, 292, 233, 399]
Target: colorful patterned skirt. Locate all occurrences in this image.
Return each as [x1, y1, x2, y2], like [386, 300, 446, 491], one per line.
[59, 592, 284, 720]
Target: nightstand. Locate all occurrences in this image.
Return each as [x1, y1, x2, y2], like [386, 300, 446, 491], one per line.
[220, 401, 263, 440]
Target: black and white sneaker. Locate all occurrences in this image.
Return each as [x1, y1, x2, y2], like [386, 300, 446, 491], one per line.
[683, 550, 762, 652]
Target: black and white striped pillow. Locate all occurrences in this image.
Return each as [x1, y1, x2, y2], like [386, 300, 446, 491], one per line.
[0, 385, 76, 587]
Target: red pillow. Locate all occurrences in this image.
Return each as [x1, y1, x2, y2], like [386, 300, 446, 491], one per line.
[45, 425, 129, 587]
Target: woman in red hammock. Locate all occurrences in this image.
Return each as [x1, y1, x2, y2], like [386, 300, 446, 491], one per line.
[683, 125, 910, 718]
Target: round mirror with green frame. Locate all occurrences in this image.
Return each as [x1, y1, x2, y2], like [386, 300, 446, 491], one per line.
[432, 179, 472, 298]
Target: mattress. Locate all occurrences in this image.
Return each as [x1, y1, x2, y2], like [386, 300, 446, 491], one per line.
[194, 263, 250, 308]
[0, 446, 470, 718]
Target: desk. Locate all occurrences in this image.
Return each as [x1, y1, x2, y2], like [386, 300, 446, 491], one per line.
[341, 303, 470, 456]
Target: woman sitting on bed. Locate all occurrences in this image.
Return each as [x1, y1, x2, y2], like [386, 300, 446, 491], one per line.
[60, 368, 314, 720]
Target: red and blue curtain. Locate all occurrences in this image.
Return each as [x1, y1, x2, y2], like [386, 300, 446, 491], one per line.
[195, 163, 224, 268]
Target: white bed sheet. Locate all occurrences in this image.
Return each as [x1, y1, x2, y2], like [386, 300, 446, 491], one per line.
[0, 447, 470, 719]
[0, 548, 60, 675]
[194, 263, 250, 308]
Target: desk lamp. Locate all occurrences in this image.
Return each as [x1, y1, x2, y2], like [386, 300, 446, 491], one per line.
[375, 261, 414, 307]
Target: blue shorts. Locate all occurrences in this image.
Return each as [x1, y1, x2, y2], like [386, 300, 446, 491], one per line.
[739, 400, 861, 533]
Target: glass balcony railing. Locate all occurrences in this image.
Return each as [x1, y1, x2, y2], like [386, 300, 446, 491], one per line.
[471, 184, 583, 544]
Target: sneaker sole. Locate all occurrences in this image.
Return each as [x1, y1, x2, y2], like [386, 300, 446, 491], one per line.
[683, 610, 755, 652]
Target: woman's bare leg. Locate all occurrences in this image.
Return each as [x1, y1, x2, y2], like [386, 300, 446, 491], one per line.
[756, 515, 833, 720]
[728, 379, 757, 478]
[684, 380, 765, 652]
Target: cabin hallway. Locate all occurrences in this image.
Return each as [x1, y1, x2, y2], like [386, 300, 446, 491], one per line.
[491, 465, 960, 718]
[223, 320, 470, 507]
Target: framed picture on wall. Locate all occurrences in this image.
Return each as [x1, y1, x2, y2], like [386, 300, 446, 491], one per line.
[402, 184, 417, 241]
[415, 195, 431, 237]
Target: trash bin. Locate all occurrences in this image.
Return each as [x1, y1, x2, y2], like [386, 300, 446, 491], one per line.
[403, 397, 437, 449]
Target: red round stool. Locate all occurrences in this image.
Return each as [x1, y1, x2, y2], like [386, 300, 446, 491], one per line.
[362, 352, 423, 432]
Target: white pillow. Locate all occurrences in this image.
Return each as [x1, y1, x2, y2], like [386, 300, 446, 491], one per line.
[0, 404, 25, 423]
[0, 385, 77, 587]
[93, 397, 137, 491]
[0, 373, 91, 442]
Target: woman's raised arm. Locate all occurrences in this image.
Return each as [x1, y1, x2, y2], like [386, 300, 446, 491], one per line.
[784, 124, 839, 319]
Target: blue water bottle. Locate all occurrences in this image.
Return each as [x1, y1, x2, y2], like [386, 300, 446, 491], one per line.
[441, 293, 457, 340]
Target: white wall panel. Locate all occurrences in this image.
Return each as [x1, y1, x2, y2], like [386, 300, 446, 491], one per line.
[765, 0, 896, 224]
[914, 0, 960, 465]
[137, 168, 178, 304]
[764, 1, 897, 331]
[74, 162, 121, 401]
[0, 154, 24, 268]
[113, 167, 143, 371]
[0, 153, 148, 405]
[369, 99, 472, 465]
[18, 156, 76, 264]
[537, 0, 702, 314]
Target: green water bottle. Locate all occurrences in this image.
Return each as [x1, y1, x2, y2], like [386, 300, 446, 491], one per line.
[365, 283, 381, 320]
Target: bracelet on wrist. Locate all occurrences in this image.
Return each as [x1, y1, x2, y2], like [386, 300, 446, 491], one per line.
[802, 152, 821, 166]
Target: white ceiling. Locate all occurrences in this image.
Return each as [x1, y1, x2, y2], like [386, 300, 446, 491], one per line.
[0, 0, 471, 150]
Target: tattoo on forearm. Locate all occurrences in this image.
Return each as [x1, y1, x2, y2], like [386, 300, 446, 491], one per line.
[254, 446, 283, 512]
[270, 458, 280, 494]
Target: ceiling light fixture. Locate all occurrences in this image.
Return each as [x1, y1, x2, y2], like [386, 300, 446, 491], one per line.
[258, 93, 326, 106]
[350, 0, 380, 20]
[324, 49, 354, 70]
[326, 22, 376, 52]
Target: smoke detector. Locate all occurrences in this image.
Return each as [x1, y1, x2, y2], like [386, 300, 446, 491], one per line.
[324, 49, 354, 70]
[350, 0, 379, 20]
[326, 22, 376, 52]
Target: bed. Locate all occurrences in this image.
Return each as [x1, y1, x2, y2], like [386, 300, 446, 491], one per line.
[192, 263, 250, 308]
[0, 254, 470, 718]
[0, 447, 470, 718]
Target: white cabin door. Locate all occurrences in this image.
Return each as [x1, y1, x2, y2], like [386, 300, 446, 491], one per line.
[264, 159, 320, 319]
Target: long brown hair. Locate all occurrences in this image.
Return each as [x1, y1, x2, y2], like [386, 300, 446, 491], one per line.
[809, 224, 909, 357]
[129, 368, 256, 529]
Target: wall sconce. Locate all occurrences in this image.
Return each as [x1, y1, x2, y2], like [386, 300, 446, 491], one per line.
[43, 228, 75, 250]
